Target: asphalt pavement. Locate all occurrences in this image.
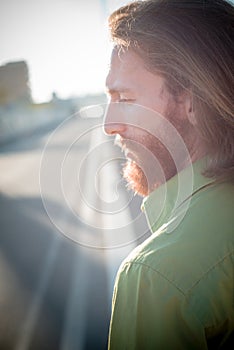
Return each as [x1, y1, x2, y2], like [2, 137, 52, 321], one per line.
[0, 115, 149, 350]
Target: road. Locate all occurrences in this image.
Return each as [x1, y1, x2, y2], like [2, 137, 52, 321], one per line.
[0, 115, 149, 350]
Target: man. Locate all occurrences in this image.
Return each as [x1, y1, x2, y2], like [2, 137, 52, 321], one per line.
[103, 0, 234, 349]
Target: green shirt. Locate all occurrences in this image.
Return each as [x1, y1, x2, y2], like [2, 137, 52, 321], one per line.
[108, 159, 234, 349]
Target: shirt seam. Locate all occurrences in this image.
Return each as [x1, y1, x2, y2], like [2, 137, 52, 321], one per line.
[187, 249, 234, 293]
[123, 249, 234, 296]
[120, 261, 208, 329]
[122, 260, 187, 297]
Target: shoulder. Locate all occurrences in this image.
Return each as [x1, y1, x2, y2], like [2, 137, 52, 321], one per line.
[119, 181, 234, 293]
[186, 180, 234, 226]
[112, 181, 234, 344]
[116, 215, 234, 332]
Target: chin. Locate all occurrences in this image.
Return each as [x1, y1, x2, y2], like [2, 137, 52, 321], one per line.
[121, 137, 176, 196]
[123, 160, 156, 197]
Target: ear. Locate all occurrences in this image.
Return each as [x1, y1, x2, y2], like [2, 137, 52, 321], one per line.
[184, 92, 196, 126]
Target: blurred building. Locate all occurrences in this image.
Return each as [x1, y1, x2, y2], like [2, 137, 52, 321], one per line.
[0, 61, 31, 105]
[0, 60, 106, 144]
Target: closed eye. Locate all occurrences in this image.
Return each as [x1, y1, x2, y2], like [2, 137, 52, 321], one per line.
[118, 98, 135, 103]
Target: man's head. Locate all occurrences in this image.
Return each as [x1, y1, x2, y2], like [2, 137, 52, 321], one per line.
[104, 0, 234, 196]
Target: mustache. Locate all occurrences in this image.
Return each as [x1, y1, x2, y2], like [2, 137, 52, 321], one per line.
[114, 136, 154, 165]
[114, 135, 124, 149]
[114, 135, 146, 152]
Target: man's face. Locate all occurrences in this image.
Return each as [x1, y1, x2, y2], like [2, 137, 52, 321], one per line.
[104, 48, 188, 196]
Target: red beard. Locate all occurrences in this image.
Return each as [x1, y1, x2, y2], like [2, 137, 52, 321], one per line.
[121, 135, 177, 197]
[123, 160, 150, 197]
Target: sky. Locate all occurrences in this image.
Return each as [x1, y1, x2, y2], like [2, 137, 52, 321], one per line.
[3, 0, 233, 103]
[0, 0, 127, 103]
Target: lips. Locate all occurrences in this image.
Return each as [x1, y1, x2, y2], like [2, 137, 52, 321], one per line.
[114, 136, 142, 163]
[120, 142, 138, 162]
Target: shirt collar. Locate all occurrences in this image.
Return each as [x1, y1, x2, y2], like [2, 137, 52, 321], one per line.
[142, 158, 214, 234]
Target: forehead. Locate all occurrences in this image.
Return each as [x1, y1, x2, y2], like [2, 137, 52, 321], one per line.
[105, 48, 166, 95]
[106, 48, 150, 91]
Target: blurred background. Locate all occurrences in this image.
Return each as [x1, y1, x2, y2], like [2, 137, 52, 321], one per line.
[0, 1, 150, 349]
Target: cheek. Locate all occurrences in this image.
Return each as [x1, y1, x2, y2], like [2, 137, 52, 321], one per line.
[129, 134, 158, 161]
[138, 86, 168, 110]
[150, 98, 169, 117]
[123, 104, 157, 134]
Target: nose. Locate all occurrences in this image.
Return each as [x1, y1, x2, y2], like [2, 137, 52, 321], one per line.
[103, 103, 127, 135]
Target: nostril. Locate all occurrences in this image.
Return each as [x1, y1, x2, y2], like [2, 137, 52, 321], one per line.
[103, 122, 126, 136]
